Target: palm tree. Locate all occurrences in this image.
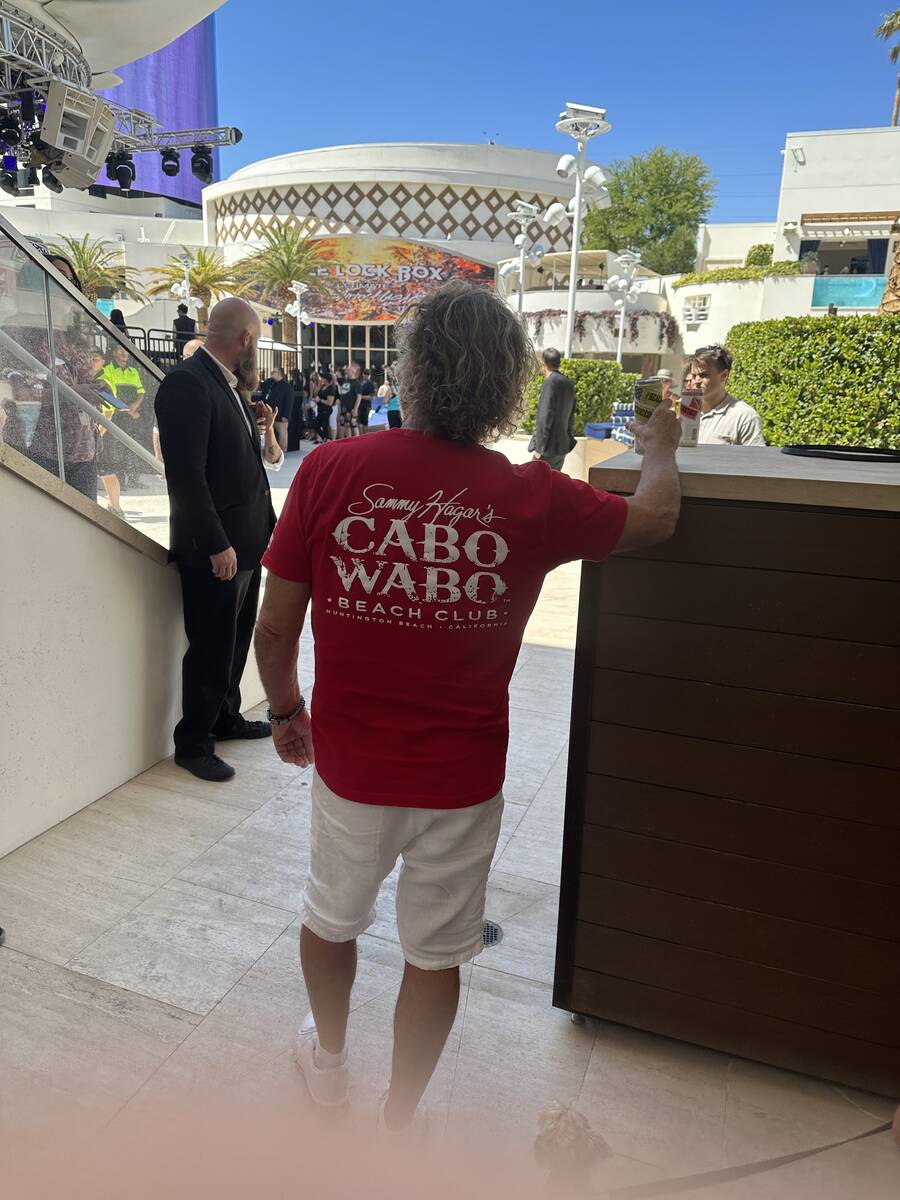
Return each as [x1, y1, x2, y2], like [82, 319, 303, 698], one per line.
[233, 222, 331, 341]
[147, 246, 238, 330]
[875, 9, 900, 125]
[46, 234, 147, 304]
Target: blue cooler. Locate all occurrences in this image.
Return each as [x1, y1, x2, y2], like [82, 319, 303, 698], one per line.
[585, 421, 614, 439]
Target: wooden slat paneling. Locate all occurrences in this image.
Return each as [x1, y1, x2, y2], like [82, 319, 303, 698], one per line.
[621, 503, 900, 581]
[573, 923, 899, 1045]
[587, 724, 899, 827]
[596, 558, 900, 646]
[595, 614, 900, 708]
[579, 827, 899, 941]
[583, 775, 900, 886]
[570, 968, 900, 1096]
[591, 670, 899, 770]
[577, 875, 900, 995]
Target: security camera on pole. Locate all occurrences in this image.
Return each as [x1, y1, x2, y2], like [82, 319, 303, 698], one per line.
[285, 280, 313, 377]
[498, 200, 546, 319]
[170, 251, 202, 314]
[607, 249, 643, 365]
[540, 102, 612, 358]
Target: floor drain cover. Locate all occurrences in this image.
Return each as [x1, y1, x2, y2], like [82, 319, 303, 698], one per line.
[482, 920, 503, 948]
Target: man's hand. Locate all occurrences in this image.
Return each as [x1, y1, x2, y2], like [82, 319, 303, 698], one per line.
[629, 397, 682, 456]
[272, 707, 314, 768]
[256, 402, 276, 435]
[532, 451, 542, 461]
[210, 546, 238, 581]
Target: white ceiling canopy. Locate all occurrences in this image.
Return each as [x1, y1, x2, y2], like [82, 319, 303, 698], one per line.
[28, 0, 226, 73]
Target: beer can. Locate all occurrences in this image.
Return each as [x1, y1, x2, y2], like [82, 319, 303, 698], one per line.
[633, 377, 665, 455]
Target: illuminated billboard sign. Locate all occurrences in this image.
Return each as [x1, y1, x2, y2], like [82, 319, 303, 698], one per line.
[303, 236, 495, 322]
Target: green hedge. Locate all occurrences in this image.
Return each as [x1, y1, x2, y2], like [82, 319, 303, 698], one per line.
[521, 358, 637, 434]
[673, 261, 803, 288]
[727, 314, 900, 448]
[744, 243, 774, 267]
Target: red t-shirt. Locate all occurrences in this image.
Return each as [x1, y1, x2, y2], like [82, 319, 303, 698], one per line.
[261, 430, 627, 809]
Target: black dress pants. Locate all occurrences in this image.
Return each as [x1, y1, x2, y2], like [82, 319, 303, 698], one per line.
[174, 562, 262, 757]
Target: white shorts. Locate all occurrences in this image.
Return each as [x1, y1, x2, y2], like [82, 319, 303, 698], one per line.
[303, 770, 505, 970]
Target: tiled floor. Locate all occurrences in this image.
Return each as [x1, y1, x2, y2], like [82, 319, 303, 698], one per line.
[2, 632, 897, 1196]
[4, 451, 899, 1194]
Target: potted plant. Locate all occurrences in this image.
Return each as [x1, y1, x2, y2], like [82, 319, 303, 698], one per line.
[800, 250, 820, 275]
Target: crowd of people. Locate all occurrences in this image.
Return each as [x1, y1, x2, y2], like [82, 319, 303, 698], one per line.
[270, 362, 400, 447]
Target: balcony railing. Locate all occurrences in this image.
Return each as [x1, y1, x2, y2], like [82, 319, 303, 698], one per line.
[811, 275, 887, 309]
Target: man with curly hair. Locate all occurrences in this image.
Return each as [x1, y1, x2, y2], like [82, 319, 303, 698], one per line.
[254, 281, 682, 1134]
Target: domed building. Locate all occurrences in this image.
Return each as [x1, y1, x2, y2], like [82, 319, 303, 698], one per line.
[202, 142, 586, 372]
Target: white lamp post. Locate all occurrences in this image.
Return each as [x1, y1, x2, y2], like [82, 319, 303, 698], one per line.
[503, 200, 547, 319]
[285, 280, 312, 378]
[607, 249, 643, 365]
[544, 102, 612, 358]
[170, 251, 202, 316]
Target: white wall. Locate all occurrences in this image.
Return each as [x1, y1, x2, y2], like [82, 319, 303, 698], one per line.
[695, 222, 775, 271]
[774, 127, 900, 259]
[0, 453, 264, 856]
[666, 278, 765, 354]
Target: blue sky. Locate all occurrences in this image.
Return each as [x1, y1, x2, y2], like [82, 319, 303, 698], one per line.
[215, 0, 898, 224]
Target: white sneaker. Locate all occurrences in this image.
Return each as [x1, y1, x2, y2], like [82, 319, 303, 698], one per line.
[293, 1012, 349, 1107]
[376, 1089, 430, 1141]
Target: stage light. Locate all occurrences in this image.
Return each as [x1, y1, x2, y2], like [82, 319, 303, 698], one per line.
[0, 114, 21, 145]
[0, 171, 17, 196]
[160, 147, 180, 177]
[113, 154, 135, 190]
[582, 164, 606, 189]
[190, 144, 213, 184]
[42, 168, 64, 194]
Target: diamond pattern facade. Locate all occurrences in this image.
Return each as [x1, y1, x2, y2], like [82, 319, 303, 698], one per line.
[212, 180, 573, 252]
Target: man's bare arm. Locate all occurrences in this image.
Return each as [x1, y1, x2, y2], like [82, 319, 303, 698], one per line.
[255, 574, 313, 767]
[255, 575, 310, 711]
[616, 401, 683, 552]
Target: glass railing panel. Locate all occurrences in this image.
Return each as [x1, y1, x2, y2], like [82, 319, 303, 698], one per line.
[0, 228, 57, 470]
[0, 218, 169, 549]
[810, 274, 887, 309]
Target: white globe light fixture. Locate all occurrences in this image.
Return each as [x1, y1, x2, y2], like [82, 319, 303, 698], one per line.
[285, 279, 312, 375]
[556, 153, 577, 178]
[506, 199, 541, 319]
[607, 248, 643, 365]
[544, 101, 612, 358]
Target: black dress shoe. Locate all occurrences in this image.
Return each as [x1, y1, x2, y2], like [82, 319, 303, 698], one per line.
[174, 753, 236, 782]
[214, 720, 272, 741]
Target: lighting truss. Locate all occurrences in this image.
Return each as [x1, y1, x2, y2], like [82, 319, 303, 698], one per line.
[0, 0, 241, 186]
[0, 0, 91, 101]
[104, 100, 242, 155]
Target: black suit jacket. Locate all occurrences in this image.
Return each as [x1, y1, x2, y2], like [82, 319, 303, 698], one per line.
[528, 370, 577, 459]
[155, 349, 276, 570]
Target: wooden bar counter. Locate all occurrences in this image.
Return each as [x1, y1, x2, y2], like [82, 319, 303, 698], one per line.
[553, 447, 900, 1097]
